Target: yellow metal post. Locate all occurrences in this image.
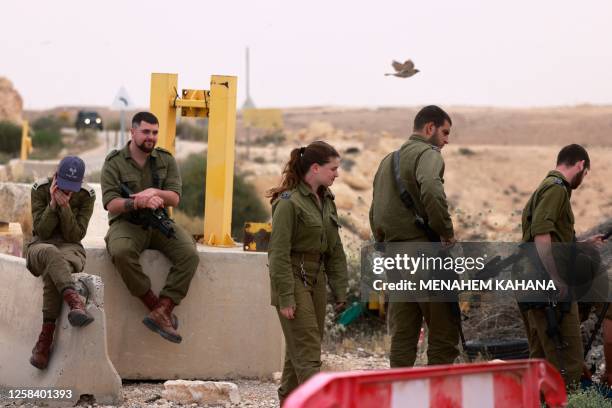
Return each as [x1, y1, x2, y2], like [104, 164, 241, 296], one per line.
[20, 121, 32, 161]
[203, 75, 237, 246]
[150, 73, 178, 155]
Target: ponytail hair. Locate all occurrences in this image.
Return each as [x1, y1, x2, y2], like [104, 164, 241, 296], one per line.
[266, 140, 340, 203]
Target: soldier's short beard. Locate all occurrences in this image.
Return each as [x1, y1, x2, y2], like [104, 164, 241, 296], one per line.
[570, 169, 586, 189]
[137, 141, 154, 153]
[430, 128, 444, 148]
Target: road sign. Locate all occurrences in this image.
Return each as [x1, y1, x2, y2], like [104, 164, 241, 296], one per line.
[111, 86, 133, 110]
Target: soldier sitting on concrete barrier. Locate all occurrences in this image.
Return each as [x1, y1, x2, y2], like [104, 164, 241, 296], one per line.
[26, 155, 96, 369]
[101, 111, 199, 344]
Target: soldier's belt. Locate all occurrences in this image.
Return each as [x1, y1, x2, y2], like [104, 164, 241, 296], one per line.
[290, 251, 323, 264]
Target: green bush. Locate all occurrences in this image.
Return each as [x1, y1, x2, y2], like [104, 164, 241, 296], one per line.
[32, 115, 64, 133]
[33, 129, 62, 148]
[0, 121, 21, 155]
[178, 153, 268, 239]
[566, 387, 612, 407]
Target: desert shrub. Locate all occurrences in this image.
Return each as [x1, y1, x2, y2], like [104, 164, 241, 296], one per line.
[32, 115, 63, 134]
[178, 153, 268, 239]
[566, 387, 612, 407]
[253, 129, 286, 146]
[0, 121, 21, 155]
[458, 147, 476, 156]
[32, 129, 62, 147]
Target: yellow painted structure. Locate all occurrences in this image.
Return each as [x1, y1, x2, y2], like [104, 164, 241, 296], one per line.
[150, 74, 178, 155]
[368, 290, 386, 317]
[243, 222, 271, 252]
[20, 121, 32, 161]
[150, 73, 237, 247]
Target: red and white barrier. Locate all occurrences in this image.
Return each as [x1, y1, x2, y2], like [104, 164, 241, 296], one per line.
[284, 359, 567, 408]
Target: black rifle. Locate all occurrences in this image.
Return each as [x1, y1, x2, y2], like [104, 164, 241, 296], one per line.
[476, 251, 524, 281]
[121, 183, 176, 239]
[544, 302, 569, 378]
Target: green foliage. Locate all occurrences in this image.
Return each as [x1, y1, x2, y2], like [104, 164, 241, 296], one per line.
[31, 115, 64, 159]
[32, 115, 64, 133]
[32, 129, 62, 147]
[176, 119, 208, 142]
[0, 120, 21, 156]
[566, 387, 612, 407]
[178, 153, 268, 239]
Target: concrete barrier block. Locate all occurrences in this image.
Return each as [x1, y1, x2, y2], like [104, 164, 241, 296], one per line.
[84, 245, 284, 380]
[0, 182, 32, 239]
[0, 255, 122, 406]
[0, 222, 23, 257]
[0, 236, 284, 382]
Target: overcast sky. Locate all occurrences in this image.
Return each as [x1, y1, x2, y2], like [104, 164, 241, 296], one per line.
[2, 0, 611, 110]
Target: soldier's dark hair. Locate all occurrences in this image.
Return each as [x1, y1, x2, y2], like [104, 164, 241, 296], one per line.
[557, 144, 590, 169]
[132, 111, 159, 127]
[413, 105, 452, 131]
[266, 141, 340, 203]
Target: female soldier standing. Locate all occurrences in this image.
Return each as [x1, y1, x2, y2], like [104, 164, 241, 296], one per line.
[266, 141, 348, 405]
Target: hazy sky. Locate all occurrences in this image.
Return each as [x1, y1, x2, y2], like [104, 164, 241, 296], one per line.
[2, 0, 611, 110]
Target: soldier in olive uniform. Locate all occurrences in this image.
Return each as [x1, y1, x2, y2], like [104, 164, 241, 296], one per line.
[369, 105, 459, 367]
[101, 111, 199, 344]
[520, 144, 605, 387]
[27, 156, 96, 369]
[267, 141, 348, 405]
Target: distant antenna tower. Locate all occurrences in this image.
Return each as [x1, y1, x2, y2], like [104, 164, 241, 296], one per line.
[242, 47, 256, 109]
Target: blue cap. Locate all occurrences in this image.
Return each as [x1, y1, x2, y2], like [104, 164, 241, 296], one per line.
[56, 156, 85, 192]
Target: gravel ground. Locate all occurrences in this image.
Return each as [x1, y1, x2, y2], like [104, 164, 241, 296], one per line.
[0, 351, 390, 408]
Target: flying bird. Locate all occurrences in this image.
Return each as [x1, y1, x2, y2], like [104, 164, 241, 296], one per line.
[385, 59, 419, 78]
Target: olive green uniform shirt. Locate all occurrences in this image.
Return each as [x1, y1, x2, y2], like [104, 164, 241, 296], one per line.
[30, 177, 96, 245]
[369, 134, 454, 242]
[268, 182, 348, 308]
[521, 170, 575, 243]
[100, 142, 181, 224]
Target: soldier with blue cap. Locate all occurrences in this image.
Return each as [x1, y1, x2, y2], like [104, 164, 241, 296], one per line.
[26, 155, 96, 369]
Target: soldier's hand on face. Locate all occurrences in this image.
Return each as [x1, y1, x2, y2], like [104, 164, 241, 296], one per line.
[50, 177, 58, 209]
[334, 302, 346, 314]
[145, 195, 164, 210]
[280, 306, 296, 320]
[54, 190, 72, 207]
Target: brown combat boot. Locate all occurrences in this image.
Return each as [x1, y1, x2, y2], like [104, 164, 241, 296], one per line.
[30, 322, 55, 369]
[143, 296, 182, 343]
[139, 290, 178, 330]
[62, 288, 94, 327]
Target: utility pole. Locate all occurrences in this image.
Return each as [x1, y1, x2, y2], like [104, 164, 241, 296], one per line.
[242, 47, 256, 159]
